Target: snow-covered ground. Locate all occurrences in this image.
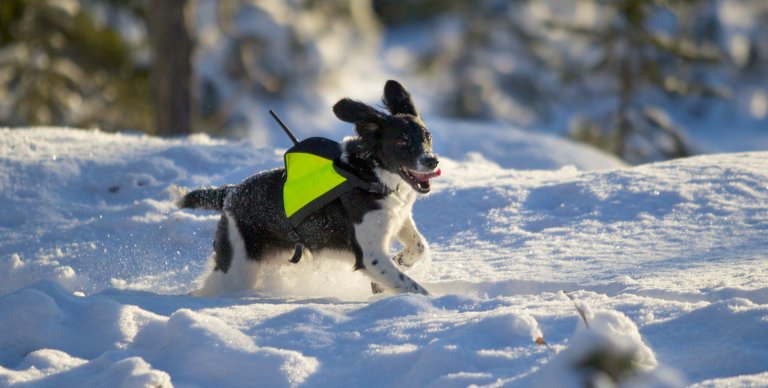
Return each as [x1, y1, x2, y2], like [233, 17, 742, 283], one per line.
[1, 126, 767, 387]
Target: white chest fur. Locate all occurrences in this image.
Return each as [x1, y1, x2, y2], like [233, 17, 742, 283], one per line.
[373, 167, 416, 244]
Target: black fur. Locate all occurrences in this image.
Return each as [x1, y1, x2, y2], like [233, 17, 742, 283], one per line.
[178, 185, 234, 211]
[179, 80, 438, 295]
[383, 79, 418, 116]
[333, 98, 388, 126]
[213, 215, 233, 272]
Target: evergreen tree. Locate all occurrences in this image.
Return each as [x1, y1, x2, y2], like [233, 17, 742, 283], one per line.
[550, 0, 726, 162]
[0, 0, 151, 132]
[194, 0, 380, 137]
[373, 0, 556, 125]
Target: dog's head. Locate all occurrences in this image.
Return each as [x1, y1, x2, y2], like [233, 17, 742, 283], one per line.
[333, 80, 440, 194]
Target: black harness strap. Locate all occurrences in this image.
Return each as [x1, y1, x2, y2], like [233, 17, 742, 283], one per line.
[333, 161, 393, 196]
[287, 230, 303, 264]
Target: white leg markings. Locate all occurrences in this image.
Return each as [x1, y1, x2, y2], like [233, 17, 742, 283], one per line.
[194, 211, 260, 296]
[355, 208, 429, 295]
[394, 215, 429, 268]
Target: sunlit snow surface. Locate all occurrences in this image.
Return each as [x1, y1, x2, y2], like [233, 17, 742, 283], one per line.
[1, 127, 767, 387]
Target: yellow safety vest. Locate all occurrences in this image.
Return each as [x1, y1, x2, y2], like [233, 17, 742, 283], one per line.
[282, 137, 389, 262]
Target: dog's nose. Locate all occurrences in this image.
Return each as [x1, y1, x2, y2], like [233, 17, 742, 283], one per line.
[423, 155, 439, 170]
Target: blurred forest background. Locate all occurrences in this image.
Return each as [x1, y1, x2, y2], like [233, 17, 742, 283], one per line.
[1, 0, 767, 163]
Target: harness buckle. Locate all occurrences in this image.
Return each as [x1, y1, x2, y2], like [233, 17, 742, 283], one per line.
[368, 182, 389, 195]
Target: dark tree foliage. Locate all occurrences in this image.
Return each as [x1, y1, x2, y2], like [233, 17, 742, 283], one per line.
[374, 0, 556, 125]
[374, 0, 739, 163]
[0, 0, 151, 132]
[548, 0, 726, 162]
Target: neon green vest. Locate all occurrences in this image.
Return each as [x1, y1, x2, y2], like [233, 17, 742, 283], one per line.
[281, 137, 390, 263]
[283, 137, 349, 226]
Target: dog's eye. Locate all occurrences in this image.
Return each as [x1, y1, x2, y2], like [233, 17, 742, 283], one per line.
[395, 137, 408, 147]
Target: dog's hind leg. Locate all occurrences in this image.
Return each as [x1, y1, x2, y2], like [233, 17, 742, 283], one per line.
[193, 212, 260, 296]
[354, 211, 429, 295]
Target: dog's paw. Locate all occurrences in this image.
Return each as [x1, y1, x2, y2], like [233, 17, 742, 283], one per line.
[398, 276, 430, 296]
[394, 252, 412, 268]
[393, 241, 429, 268]
[391, 281, 430, 296]
[371, 282, 385, 294]
[410, 283, 430, 296]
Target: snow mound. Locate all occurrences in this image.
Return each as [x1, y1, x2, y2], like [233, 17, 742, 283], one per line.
[529, 308, 683, 387]
[0, 281, 318, 387]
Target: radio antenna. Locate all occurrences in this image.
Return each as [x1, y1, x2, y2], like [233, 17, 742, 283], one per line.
[269, 110, 299, 146]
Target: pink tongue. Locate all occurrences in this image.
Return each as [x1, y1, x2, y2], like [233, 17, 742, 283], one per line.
[413, 168, 442, 182]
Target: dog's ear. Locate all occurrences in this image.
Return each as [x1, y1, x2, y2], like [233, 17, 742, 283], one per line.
[333, 98, 388, 137]
[382, 80, 418, 117]
[333, 98, 387, 123]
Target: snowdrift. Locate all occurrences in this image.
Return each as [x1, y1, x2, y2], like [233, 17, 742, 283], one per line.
[1, 127, 767, 387]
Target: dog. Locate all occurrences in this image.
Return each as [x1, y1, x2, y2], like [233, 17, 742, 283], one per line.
[177, 80, 440, 296]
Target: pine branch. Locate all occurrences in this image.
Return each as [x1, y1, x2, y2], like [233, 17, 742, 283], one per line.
[643, 32, 722, 63]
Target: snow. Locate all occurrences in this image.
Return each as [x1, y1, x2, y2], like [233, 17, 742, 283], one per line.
[1, 126, 768, 387]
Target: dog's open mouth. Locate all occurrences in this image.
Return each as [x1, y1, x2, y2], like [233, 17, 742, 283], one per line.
[400, 167, 441, 193]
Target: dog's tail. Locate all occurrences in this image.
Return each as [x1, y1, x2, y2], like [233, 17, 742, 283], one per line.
[172, 185, 235, 211]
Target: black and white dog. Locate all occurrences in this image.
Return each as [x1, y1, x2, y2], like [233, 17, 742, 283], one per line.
[178, 80, 440, 296]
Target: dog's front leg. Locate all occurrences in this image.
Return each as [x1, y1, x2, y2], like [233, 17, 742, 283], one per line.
[393, 215, 429, 268]
[355, 212, 429, 295]
[361, 249, 429, 295]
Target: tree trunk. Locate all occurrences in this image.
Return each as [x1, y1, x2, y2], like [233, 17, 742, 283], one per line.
[615, 52, 635, 159]
[148, 0, 193, 136]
